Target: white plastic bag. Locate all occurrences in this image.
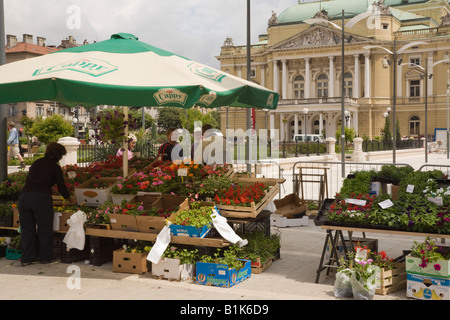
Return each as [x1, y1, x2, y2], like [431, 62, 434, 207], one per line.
[350, 269, 376, 300]
[147, 224, 171, 264]
[63, 210, 87, 250]
[334, 269, 353, 298]
[211, 208, 247, 247]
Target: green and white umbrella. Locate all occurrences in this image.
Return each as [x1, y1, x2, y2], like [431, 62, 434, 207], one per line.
[0, 33, 278, 110]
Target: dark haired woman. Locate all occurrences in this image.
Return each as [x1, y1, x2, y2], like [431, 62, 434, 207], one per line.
[18, 142, 76, 266]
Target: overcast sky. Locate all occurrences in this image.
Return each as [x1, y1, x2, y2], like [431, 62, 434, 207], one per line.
[4, 0, 299, 68]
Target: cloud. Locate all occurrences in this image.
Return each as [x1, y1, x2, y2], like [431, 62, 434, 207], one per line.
[4, 0, 294, 68]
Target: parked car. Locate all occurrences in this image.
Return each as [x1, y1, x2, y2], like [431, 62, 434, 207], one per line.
[293, 134, 324, 143]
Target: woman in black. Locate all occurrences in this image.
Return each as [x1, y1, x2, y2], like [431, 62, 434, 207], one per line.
[18, 142, 76, 266]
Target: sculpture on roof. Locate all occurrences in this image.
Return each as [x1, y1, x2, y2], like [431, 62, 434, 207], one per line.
[268, 10, 279, 27]
[440, 12, 450, 26]
[223, 37, 234, 47]
[372, 0, 391, 15]
[313, 9, 329, 21]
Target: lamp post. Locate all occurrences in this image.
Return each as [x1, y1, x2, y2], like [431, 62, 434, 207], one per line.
[401, 58, 450, 162]
[246, 0, 252, 173]
[304, 9, 346, 176]
[0, 0, 7, 181]
[303, 108, 309, 156]
[344, 110, 350, 127]
[364, 40, 427, 164]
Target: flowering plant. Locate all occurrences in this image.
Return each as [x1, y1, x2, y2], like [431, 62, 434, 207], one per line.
[162, 246, 199, 265]
[122, 241, 152, 253]
[214, 182, 268, 207]
[327, 193, 376, 224]
[90, 109, 138, 145]
[0, 202, 16, 217]
[410, 237, 450, 269]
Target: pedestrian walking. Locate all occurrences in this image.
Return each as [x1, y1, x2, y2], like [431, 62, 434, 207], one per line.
[7, 122, 25, 169]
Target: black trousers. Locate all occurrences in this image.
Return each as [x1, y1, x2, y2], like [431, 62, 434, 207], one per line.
[18, 191, 54, 263]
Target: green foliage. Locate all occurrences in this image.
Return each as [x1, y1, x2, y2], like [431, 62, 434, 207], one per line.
[338, 170, 377, 198]
[29, 115, 74, 144]
[157, 107, 184, 133]
[179, 108, 219, 132]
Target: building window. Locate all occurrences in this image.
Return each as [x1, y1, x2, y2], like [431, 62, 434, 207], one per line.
[293, 75, 305, 98]
[343, 72, 353, 97]
[36, 104, 44, 117]
[409, 116, 420, 135]
[317, 74, 328, 98]
[409, 57, 420, 66]
[410, 80, 421, 97]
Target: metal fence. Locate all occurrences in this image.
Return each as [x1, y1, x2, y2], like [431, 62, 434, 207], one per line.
[77, 139, 159, 167]
[362, 139, 423, 152]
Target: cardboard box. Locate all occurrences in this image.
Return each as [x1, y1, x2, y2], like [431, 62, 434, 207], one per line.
[12, 207, 19, 228]
[59, 211, 76, 232]
[112, 249, 148, 274]
[270, 214, 308, 228]
[196, 259, 251, 288]
[406, 255, 450, 278]
[75, 177, 118, 206]
[407, 273, 450, 300]
[137, 196, 187, 233]
[135, 192, 162, 209]
[111, 193, 136, 204]
[273, 193, 307, 219]
[152, 257, 181, 281]
[168, 201, 214, 238]
[109, 214, 139, 232]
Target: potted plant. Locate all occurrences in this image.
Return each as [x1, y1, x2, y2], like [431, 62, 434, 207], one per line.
[168, 202, 214, 238]
[6, 235, 22, 260]
[0, 202, 15, 227]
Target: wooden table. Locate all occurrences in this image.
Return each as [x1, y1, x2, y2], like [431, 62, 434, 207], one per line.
[85, 228, 231, 248]
[315, 224, 450, 283]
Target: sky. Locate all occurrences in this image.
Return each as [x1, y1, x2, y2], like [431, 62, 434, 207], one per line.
[4, 0, 298, 69]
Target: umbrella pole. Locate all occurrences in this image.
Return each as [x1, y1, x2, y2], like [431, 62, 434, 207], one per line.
[123, 106, 129, 178]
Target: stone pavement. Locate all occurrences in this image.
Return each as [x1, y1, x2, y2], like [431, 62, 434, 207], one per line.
[0, 152, 448, 302]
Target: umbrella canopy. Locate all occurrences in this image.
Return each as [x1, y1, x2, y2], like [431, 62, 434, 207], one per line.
[0, 33, 278, 110]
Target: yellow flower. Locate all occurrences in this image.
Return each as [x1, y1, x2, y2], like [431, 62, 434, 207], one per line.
[11, 204, 17, 209]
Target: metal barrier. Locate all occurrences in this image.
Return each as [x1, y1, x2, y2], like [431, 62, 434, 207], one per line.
[77, 140, 159, 167]
[418, 164, 450, 177]
[290, 161, 413, 203]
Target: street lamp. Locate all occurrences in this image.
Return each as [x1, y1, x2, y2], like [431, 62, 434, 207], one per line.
[364, 40, 428, 164]
[304, 9, 346, 176]
[303, 107, 309, 156]
[402, 58, 450, 163]
[344, 110, 350, 127]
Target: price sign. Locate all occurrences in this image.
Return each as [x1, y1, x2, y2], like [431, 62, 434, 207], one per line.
[178, 168, 188, 177]
[378, 199, 394, 209]
[406, 185, 415, 193]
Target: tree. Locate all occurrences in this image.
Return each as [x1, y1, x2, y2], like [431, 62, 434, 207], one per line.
[128, 107, 155, 129]
[179, 108, 219, 132]
[29, 115, 74, 144]
[157, 107, 184, 133]
[382, 116, 392, 142]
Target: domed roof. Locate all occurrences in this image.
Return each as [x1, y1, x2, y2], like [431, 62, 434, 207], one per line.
[277, 0, 429, 24]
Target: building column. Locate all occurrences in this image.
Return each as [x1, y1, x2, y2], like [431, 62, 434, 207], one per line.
[294, 113, 298, 138]
[397, 63, 402, 97]
[273, 60, 279, 94]
[279, 113, 285, 141]
[270, 112, 275, 140]
[329, 56, 335, 98]
[237, 66, 242, 79]
[353, 54, 360, 99]
[364, 53, 371, 98]
[427, 51, 433, 96]
[281, 59, 287, 99]
[260, 65, 265, 87]
[319, 112, 324, 135]
[352, 110, 359, 135]
[304, 58, 311, 99]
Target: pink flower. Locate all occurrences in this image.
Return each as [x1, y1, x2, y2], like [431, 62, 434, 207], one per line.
[434, 264, 442, 271]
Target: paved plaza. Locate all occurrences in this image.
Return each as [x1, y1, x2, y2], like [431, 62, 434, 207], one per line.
[1, 151, 449, 302]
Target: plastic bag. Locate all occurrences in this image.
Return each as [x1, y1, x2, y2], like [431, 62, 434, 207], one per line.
[147, 224, 171, 264]
[63, 210, 87, 250]
[334, 269, 353, 298]
[350, 271, 376, 300]
[211, 208, 247, 247]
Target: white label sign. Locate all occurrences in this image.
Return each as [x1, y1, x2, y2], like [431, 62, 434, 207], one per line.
[406, 185, 415, 193]
[378, 199, 394, 209]
[428, 196, 443, 206]
[178, 168, 188, 176]
[345, 198, 367, 206]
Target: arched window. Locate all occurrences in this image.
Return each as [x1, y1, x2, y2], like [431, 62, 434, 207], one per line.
[343, 72, 353, 97]
[293, 75, 305, 98]
[317, 74, 328, 98]
[409, 116, 420, 135]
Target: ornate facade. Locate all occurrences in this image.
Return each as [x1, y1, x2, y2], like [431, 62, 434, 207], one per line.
[217, 0, 450, 143]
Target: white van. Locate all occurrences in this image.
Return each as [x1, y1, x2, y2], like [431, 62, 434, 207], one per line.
[293, 134, 324, 143]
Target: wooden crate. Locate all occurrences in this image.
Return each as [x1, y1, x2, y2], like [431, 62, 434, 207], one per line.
[376, 262, 407, 295]
[250, 257, 273, 274]
[215, 178, 280, 219]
